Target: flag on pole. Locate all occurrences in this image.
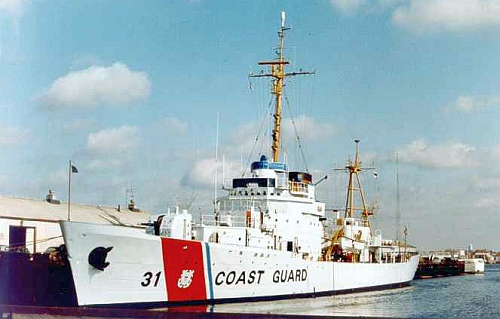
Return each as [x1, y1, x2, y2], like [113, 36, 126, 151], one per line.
[71, 165, 78, 173]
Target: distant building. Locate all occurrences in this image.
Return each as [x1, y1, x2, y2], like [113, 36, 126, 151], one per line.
[473, 251, 495, 264]
[458, 249, 466, 258]
[0, 191, 151, 253]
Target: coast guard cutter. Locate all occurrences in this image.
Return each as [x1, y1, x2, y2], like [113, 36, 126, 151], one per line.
[60, 12, 419, 307]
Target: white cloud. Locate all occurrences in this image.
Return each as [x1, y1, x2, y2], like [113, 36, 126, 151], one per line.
[0, 0, 26, 31]
[0, 125, 30, 146]
[393, 0, 500, 32]
[227, 115, 336, 156]
[47, 168, 67, 187]
[39, 62, 151, 108]
[282, 115, 337, 142]
[181, 157, 240, 188]
[181, 158, 217, 188]
[395, 139, 478, 168]
[86, 126, 139, 153]
[331, 0, 407, 14]
[491, 144, 500, 162]
[447, 95, 500, 113]
[473, 197, 496, 208]
[471, 176, 500, 192]
[378, 0, 407, 6]
[62, 118, 95, 132]
[331, 0, 368, 14]
[226, 122, 260, 154]
[87, 159, 122, 171]
[181, 116, 335, 189]
[330, 0, 500, 33]
[160, 117, 188, 135]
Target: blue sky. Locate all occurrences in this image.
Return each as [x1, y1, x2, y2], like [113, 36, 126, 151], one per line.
[2, 0, 500, 250]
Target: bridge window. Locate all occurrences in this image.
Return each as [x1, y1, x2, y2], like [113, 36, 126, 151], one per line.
[233, 178, 276, 188]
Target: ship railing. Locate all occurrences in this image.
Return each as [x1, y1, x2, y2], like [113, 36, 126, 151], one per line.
[260, 222, 276, 233]
[199, 214, 246, 227]
[288, 181, 309, 195]
[276, 177, 289, 189]
[382, 240, 394, 246]
[219, 199, 266, 212]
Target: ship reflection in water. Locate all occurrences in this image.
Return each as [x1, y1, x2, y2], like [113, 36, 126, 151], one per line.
[159, 265, 497, 319]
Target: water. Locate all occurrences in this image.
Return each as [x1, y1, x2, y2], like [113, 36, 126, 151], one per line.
[208, 264, 500, 318]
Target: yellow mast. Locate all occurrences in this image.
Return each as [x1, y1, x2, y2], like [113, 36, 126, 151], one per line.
[343, 140, 373, 221]
[325, 140, 375, 260]
[249, 12, 314, 163]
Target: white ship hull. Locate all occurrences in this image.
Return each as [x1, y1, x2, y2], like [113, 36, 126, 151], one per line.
[61, 221, 419, 307]
[464, 258, 485, 274]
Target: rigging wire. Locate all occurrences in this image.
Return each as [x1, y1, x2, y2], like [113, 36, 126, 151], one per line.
[241, 96, 274, 177]
[7, 235, 63, 251]
[284, 95, 309, 173]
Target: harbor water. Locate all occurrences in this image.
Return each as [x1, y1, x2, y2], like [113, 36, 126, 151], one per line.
[207, 264, 500, 318]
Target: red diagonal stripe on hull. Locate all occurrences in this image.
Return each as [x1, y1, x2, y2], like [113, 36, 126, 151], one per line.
[161, 238, 207, 302]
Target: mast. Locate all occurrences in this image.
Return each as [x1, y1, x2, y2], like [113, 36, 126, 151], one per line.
[395, 152, 401, 242]
[337, 140, 374, 221]
[214, 111, 219, 213]
[249, 12, 314, 163]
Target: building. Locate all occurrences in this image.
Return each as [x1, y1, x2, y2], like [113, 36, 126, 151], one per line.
[0, 191, 151, 253]
[473, 251, 495, 264]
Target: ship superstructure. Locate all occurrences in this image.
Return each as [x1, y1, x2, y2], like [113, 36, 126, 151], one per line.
[193, 154, 324, 261]
[58, 12, 419, 307]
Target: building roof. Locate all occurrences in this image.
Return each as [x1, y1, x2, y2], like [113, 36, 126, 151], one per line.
[0, 195, 151, 227]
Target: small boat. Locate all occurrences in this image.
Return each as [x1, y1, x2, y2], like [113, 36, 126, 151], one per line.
[464, 258, 485, 274]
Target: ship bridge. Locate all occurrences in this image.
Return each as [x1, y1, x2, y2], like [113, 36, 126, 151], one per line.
[227, 155, 314, 199]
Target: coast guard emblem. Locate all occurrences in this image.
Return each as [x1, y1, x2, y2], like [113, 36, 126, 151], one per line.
[177, 269, 195, 288]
